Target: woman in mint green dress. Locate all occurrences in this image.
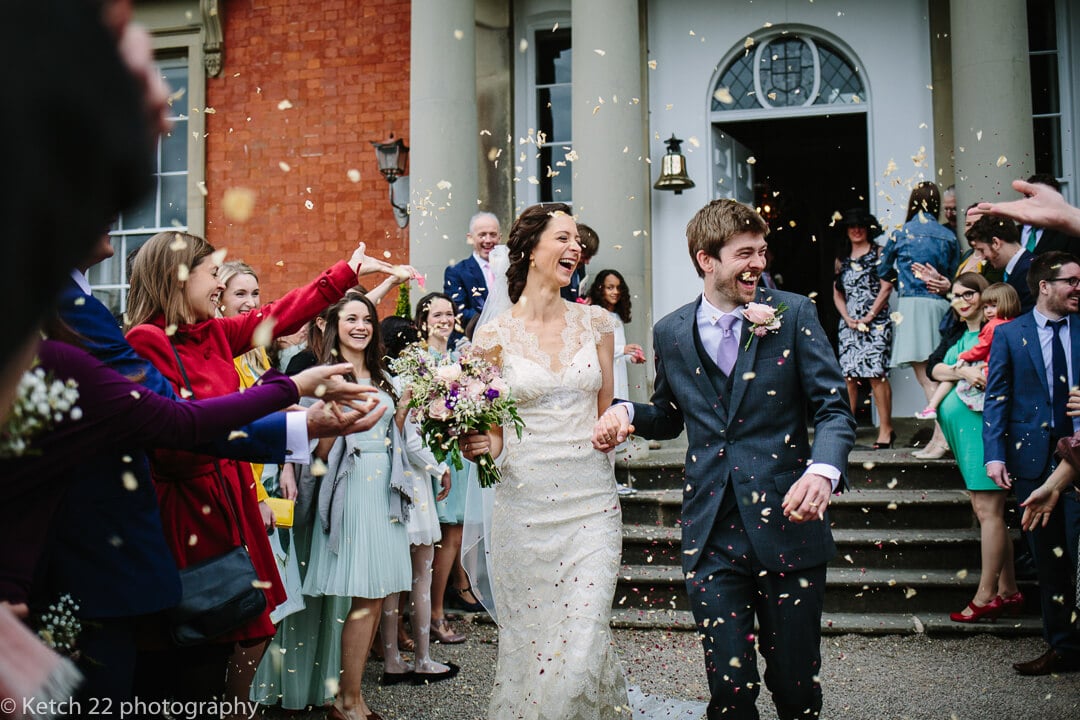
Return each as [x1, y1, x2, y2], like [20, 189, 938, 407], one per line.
[301, 292, 411, 720]
[931, 273, 1023, 623]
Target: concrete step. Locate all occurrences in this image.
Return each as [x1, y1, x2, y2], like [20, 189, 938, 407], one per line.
[608, 608, 1043, 636]
[614, 564, 1038, 615]
[615, 449, 962, 492]
[620, 488, 976, 530]
[622, 525, 1006, 571]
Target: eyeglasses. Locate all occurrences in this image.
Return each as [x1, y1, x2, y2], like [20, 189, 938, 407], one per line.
[1046, 276, 1080, 288]
[953, 290, 978, 301]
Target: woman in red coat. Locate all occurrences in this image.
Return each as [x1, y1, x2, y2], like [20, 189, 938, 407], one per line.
[125, 231, 391, 708]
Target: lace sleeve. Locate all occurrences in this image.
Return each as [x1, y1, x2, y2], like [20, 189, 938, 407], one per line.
[473, 321, 499, 350]
[588, 304, 618, 343]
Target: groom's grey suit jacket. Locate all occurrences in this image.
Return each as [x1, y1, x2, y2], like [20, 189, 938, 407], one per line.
[631, 288, 855, 574]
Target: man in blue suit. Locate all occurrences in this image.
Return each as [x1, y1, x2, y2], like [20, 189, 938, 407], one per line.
[444, 211, 501, 333]
[967, 214, 1035, 313]
[984, 249, 1080, 675]
[595, 199, 855, 719]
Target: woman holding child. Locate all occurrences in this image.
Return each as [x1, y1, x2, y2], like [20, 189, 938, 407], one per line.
[930, 274, 1024, 622]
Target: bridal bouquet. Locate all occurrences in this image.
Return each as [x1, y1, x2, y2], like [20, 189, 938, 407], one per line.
[390, 344, 524, 488]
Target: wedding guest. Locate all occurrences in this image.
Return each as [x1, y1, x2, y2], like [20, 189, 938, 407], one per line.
[984, 251, 1080, 675]
[917, 283, 1019, 420]
[302, 292, 413, 720]
[378, 327, 458, 686]
[562, 222, 600, 301]
[878, 181, 956, 458]
[125, 233, 390, 710]
[416, 292, 475, 642]
[445, 212, 503, 331]
[927, 275, 1024, 623]
[587, 270, 646, 400]
[1, 0, 161, 423]
[833, 208, 895, 448]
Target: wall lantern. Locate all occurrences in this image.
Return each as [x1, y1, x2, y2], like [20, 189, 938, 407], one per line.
[653, 134, 696, 195]
[370, 133, 410, 228]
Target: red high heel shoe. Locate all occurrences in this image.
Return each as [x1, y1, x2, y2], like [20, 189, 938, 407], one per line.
[949, 597, 1004, 623]
[998, 591, 1024, 617]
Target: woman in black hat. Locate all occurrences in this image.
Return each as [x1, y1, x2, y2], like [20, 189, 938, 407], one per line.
[833, 208, 896, 448]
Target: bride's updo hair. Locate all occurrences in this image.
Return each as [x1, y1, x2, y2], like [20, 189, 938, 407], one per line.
[506, 202, 573, 303]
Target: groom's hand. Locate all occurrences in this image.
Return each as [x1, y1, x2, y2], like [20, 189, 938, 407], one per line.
[782, 472, 832, 523]
[593, 406, 632, 452]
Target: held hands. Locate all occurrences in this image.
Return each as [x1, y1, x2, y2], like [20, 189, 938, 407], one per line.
[593, 405, 633, 452]
[957, 366, 986, 390]
[782, 473, 832, 523]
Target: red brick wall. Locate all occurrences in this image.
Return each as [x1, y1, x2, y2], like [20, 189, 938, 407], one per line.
[206, 0, 410, 316]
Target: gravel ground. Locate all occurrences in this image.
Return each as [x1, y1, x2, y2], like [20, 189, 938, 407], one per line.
[264, 619, 1080, 720]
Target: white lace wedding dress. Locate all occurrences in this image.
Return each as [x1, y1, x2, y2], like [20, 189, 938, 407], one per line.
[473, 301, 629, 719]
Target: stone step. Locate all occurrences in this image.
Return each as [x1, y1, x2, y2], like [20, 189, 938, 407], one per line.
[620, 488, 976, 530]
[615, 449, 962, 492]
[622, 525, 1007, 571]
[614, 565, 1038, 615]
[608, 608, 1043, 636]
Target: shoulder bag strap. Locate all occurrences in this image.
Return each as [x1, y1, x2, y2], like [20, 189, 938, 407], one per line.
[169, 341, 251, 550]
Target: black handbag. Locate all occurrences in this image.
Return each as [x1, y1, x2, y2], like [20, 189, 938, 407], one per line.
[165, 343, 267, 646]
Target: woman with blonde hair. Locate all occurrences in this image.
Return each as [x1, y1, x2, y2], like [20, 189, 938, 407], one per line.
[125, 231, 393, 712]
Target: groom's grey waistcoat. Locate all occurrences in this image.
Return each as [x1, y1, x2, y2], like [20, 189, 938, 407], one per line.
[631, 288, 856, 574]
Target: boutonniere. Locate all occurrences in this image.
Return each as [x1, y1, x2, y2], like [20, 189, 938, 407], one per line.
[742, 302, 788, 350]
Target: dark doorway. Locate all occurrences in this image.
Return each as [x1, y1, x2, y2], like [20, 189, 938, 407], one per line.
[718, 113, 869, 347]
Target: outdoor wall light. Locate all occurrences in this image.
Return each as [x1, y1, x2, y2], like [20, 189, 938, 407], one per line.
[371, 133, 409, 228]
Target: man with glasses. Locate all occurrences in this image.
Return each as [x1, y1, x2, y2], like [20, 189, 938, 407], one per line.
[984, 249, 1080, 676]
[967, 214, 1034, 313]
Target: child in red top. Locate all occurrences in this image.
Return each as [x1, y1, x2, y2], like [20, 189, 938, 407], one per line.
[916, 283, 1021, 419]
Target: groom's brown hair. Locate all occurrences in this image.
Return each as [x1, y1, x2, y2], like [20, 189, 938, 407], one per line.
[686, 199, 769, 278]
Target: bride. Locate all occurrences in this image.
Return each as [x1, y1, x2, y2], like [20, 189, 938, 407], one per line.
[461, 203, 628, 718]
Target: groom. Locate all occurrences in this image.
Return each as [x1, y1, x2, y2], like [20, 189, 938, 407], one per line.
[595, 199, 855, 719]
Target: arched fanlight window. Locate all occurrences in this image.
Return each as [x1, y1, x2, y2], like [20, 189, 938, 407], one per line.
[712, 34, 864, 111]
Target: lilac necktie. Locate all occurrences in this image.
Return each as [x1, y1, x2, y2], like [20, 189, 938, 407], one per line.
[716, 314, 739, 376]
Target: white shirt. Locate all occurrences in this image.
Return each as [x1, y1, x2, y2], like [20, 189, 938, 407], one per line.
[1033, 309, 1078, 435]
[1004, 248, 1027, 279]
[473, 252, 492, 286]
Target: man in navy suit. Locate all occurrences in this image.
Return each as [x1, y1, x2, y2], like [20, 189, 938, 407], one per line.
[984, 249, 1080, 675]
[444, 211, 502, 333]
[595, 199, 855, 719]
[967, 214, 1035, 313]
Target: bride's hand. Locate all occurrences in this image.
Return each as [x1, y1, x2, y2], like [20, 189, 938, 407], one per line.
[461, 429, 500, 460]
[593, 406, 632, 452]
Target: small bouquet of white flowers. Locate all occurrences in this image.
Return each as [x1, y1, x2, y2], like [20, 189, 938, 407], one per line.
[390, 344, 524, 488]
[0, 365, 81, 458]
[36, 594, 83, 659]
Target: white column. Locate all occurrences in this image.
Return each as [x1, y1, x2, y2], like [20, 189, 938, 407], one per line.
[950, 0, 1034, 210]
[571, 0, 650, 398]
[410, 0, 480, 296]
